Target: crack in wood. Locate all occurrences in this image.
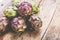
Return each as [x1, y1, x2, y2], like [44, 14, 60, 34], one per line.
[21, 37, 23, 40]
[37, 0, 43, 7]
[41, 9, 56, 40]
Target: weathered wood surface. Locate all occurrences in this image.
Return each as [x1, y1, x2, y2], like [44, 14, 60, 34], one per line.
[42, 0, 60, 40]
[0, 0, 56, 40]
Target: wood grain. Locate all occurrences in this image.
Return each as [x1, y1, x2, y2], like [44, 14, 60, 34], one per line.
[37, 0, 56, 40]
[42, 0, 60, 40]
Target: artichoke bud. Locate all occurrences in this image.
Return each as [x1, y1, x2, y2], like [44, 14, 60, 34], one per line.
[11, 17, 27, 32]
[4, 6, 17, 18]
[18, 2, 33, 16]
[32, 3, 39, 13]
[13, 0, 21, 6]
[0, 17, 9, 32]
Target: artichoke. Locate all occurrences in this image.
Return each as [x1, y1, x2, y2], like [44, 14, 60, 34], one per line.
[32, 3, 39, 13]
[13, 0, 21, 7]
[18, 2, 33, 16]
[11, 16, 27, 32]
[29, 14, 42, 31]
[0, 17, 8, 32]
[4, 6, 17, 18]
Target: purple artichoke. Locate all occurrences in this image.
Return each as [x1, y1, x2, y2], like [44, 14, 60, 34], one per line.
[29, 14, 42, 31]
[0, 17, 8, 32]
[18, 2, 33, 16]
[11, 17, 27, 32]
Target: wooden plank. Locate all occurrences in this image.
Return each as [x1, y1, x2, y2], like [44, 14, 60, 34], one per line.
[42, 0, 60, 40]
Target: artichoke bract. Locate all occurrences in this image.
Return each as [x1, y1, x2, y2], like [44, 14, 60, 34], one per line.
[13, 0, 21, 7]
[4, 6, 17, 18]
[32, 3, 39, 13]
[0, 17, 8, 32]
[29, 14, 42, 31]
[11, 17, 27, 32]
[18, 2, 33, 16]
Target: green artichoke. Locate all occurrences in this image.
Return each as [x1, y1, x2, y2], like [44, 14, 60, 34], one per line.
[4, 6, 17, 18]
[32, 3, 39, 13]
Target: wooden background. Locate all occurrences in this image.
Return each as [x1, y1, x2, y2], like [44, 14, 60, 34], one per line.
[0, 0, 59, 40]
